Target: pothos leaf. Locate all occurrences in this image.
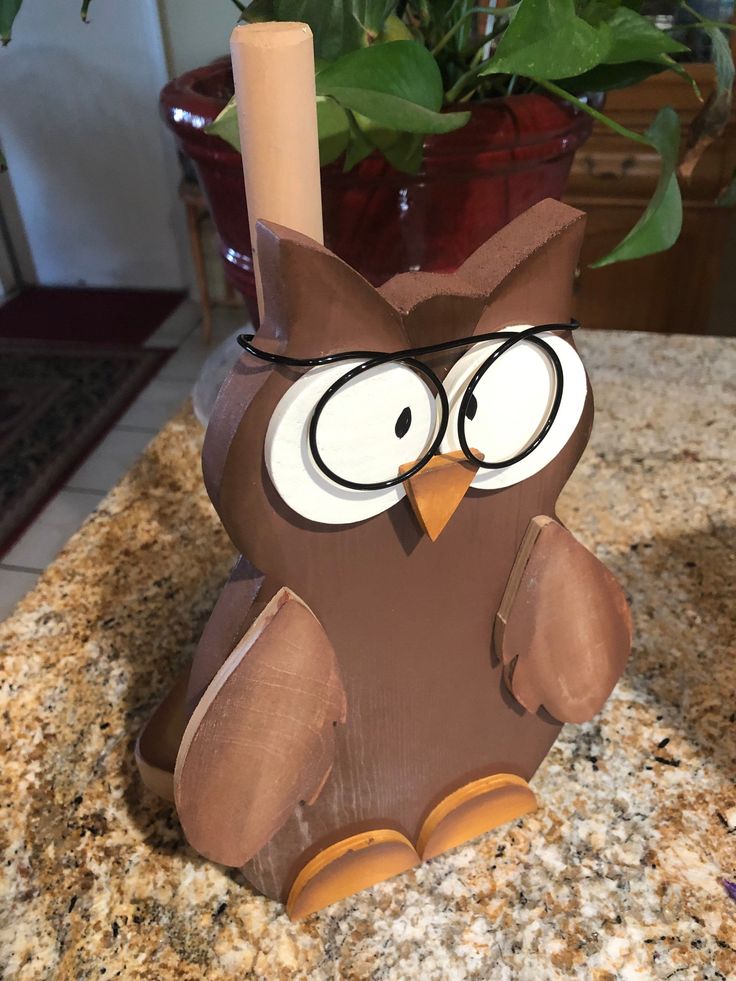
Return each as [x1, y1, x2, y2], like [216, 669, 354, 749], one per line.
[206, 97, 241, 152]
[576, 0, 622, 29]
[316, 41, 470, 134]
[659, 55, 702, 102]
[318, 85, 470, 133]
[591, 107, 682, 267]
[204, 92, 416, 173]
[206, 94, 352, 164]
[353, 0, 396, 38]
[380, 132, 423, 174]
[241, 0, 275, 17]
[317, 40, 444, 111]
[481, 0, 611, 80]
[0, 0, 23, 45]
[350, 113, 424, 173]
[556, 61, 668, 96]
[679, 27, 734, 181]
[2, 0, 91, 43]
[602, 6, 688, 65]
[243, 1, 361, 59]
[242, 0, 392, 60]
[379, 13, 413, 43]
[317, 96, 350, 166]
[709, 23, 735, 94]
[557, 60, 699, 101]
[342, 111, 374, 169]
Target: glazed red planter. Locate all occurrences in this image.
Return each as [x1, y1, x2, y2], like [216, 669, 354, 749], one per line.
[161, 57, 593, 321]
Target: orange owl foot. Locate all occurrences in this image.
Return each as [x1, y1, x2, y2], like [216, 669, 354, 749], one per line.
[287, 830, 420, 920]
[285, 776, 536, 919]
[417, 773, 537, 861]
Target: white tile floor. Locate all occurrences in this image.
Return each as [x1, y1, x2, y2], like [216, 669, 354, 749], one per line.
[0, 300, 248, 621]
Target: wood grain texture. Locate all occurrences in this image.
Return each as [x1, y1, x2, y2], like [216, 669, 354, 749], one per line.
[495, 516, 632, 724]
[255, 219, 407, 360]
[167, 198, 632, 905]
[135, 668, 190, 803]
[224, 201, 598, 901]
[174, 587, 347, 868]
[230, 22, 323, 317]
[184, 555, 266, 718]
[202, 338, 285, 513]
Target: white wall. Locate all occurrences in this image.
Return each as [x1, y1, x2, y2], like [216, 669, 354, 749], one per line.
[158, 0, 237, 76]
[0, 0, 187, 289]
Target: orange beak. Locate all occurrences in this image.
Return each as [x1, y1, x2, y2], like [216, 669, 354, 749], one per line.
[399, 450, 483, 542]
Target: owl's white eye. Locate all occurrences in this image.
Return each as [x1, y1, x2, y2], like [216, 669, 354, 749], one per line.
[266, 359, 439, 524]
[440, 325, 587, 490]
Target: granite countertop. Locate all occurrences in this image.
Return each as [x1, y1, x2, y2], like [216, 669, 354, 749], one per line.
[1, 330, 734, 980]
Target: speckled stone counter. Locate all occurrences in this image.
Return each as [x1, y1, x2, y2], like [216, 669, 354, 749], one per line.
[1, 331, 734, 980]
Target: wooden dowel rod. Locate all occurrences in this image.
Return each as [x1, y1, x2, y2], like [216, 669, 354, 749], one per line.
[230, 22, 324, 320]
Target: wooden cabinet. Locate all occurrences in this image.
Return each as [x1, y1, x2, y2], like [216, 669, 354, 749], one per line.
[565, 65, 736, 334]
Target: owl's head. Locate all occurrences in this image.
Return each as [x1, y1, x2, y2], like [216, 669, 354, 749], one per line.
[203, 199, 591, 566]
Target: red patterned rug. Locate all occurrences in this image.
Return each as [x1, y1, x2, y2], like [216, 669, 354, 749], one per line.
[0, 287, 184, 344]
[0, 287, 182, 558]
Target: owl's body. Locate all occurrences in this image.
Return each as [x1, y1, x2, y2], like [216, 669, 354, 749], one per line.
[137, 200, 631, 917]
[205, 473, 579, 900]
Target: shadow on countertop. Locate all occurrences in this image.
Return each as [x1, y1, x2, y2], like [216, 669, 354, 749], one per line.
[606, 524, 736, 780]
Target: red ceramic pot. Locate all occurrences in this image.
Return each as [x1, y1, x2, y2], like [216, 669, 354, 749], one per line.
[161, 57, 593, 321]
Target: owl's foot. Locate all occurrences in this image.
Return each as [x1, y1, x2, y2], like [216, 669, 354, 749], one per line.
[286, 830, 420, 920]
[417, 773, 537, 861]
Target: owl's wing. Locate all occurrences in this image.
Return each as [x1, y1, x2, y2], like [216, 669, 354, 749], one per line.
[495, 516, 632, 724]
[135, 556, 267, 804]
[174, 587, 347, 867]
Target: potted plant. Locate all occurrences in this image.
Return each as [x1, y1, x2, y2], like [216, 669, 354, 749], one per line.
[5, 1, 733, 316]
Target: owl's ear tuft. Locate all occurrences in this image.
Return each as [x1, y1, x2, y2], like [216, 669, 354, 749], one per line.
[458, 199, 585, 290]
[378, 199, 586, 340]
[256, 221, 407, 357]
[460, 199, 586, 330]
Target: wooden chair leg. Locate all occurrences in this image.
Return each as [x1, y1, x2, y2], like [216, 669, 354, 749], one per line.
[185, 201, 213, 344]
[223, 274, 239, 307]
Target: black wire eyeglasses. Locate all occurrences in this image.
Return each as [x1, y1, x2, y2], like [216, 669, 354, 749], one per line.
[237, 320, 580, 492]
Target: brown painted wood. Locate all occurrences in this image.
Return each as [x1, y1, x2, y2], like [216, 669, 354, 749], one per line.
[184, 555, 265, 717]
[135, 668, 190, 803]
[137, 199, 632, 913]
[212, 199, 612, 902]
[495, 516, 632, 725]
[175, 587, 347, 868]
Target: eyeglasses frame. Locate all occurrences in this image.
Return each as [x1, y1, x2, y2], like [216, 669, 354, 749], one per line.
[237, 320, 579, 493]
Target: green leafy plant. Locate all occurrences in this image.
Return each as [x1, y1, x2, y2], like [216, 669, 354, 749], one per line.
[3, 0, 733, 265]
[1, 1, 25, 45]
[1, 0, 92, 44]
[206, 0, 734, 266]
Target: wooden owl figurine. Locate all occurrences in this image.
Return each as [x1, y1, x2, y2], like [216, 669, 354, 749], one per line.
[136, 198, 632, 919]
